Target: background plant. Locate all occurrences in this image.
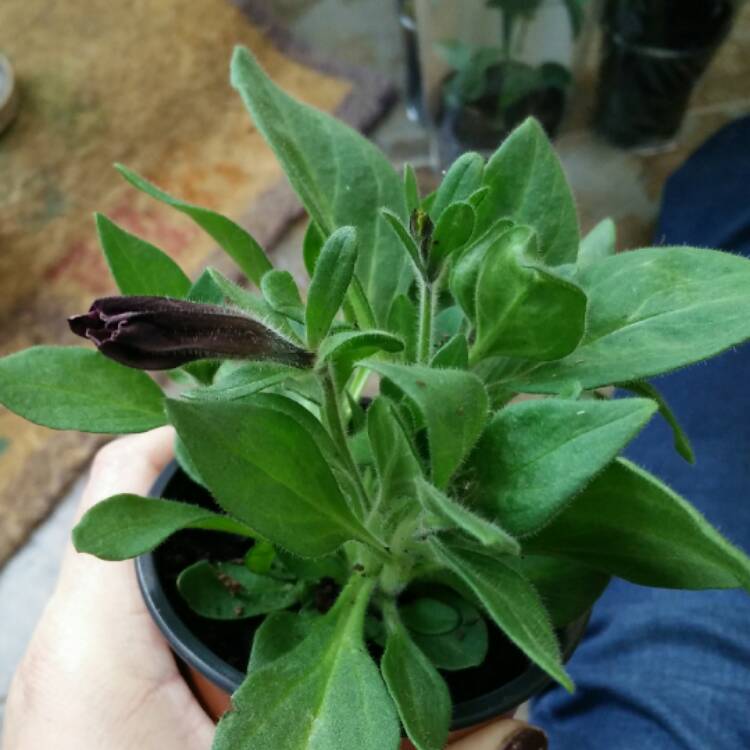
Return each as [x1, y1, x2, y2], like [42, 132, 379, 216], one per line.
[2, 45, 750, 750]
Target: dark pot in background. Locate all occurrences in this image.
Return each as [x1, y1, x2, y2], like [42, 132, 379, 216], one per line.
[594, 0, 736, 150]
[397, 0, 425, 124]
[136, 462, 590, 741]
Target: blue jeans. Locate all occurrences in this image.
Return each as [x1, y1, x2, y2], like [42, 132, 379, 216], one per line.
[532, 117, 750, 748]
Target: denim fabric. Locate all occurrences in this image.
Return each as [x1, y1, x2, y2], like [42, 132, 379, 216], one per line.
[530, 117, 750, 748]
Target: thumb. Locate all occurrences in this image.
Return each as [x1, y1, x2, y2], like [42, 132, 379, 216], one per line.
[448, 719, 548, 750]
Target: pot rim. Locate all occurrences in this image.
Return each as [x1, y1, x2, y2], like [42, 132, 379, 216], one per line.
[136, 461, 590, 730]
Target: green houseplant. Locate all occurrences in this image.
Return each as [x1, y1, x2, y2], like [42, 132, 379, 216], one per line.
[2, 45, 750, 750]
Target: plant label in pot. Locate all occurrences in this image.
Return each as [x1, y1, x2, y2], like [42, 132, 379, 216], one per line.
[2, 43, 750, 750]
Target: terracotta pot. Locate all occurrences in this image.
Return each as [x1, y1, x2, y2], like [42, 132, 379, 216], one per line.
[136, 462, 590, 742]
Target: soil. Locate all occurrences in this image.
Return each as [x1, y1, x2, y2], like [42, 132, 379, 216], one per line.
[154, 467, 532, 705]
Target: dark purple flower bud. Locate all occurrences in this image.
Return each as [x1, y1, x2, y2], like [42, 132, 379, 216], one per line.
[68, 296, 314, 370]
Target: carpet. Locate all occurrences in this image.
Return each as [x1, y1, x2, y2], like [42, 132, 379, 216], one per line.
[0, 0, 393, 566]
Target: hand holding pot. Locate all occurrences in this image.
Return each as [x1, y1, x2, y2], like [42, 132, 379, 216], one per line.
[2, 428, 214, 750]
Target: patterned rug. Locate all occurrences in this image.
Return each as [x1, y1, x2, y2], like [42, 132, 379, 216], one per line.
[0, 0, 392, 566]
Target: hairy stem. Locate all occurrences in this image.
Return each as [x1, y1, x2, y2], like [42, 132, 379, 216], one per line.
[417, 280, 435, 364]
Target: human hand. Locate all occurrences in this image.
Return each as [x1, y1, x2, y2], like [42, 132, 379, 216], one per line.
[446, 719, 547, 750]
[2, 428, 213, 750]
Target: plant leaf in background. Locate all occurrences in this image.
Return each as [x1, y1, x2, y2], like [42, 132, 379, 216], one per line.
[510, 247, 750, 391]
[382, 610, 451, 750]
[387, 295, 419, 363]
[619, 380, 695, 463]
[95, 213, 191, 298]
[403, 163, 420, 213]
[306, 226, 358, 348]
[248, 610, 320, 672]
[526, 459, 750, 591]
[213, 579, 400, 750]
[366, 362, 488, 488]
[474, 118, 579, 266]
[72, 494, 254, 560]
[177, 561, 302, 620]
[428, 201, 476, 279]
[261, 270, 305, 322]
[472, 226, 588, 362]
[167, 398, 378, 557]
[115, 164, 273, 286]
[231, 46, 412, 325]
[0, 347, 166, 433]
[431, 334, 469, 370]
[429, 540, 573, 691]
[578, 217, 616, 269]
[472, 397, 657, 536]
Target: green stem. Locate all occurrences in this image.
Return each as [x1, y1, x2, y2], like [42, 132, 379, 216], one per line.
[321, 366, 370, 519]
[417, 280, 435, 364]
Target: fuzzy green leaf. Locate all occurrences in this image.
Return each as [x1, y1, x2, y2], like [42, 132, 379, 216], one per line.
[381, 208, 424, 275]
[95, 213, 191, 297]
[429, 201, 475, 278]
[367, 362, 488, 488]
[431, 334, 469, 370]
[231, 47, 412, 325]
[214, 578, 400, 750]
[619, 380, 695, 464]
[526, 459, 750, 591]
[472, 397, 657, 536]
[430, 540, 573, 691]
[115, 164, 273, 286]
[306, 226, 358, 348]
[183, 362, 300, 402]
[382, 613, 451, 750]
[0, 347, 166, 433]
[430, 152, 484, 220]
[404, 163, 420, 213]
[511, 247, 750, 391]
[249, 610, 320, 672]
[177, 561, 302, 620]
[167, 397, 376, 557]
[387, 295, 418, 362]
[319, 330, 404, 365]
[578, 218, 616, 269]
[303, 220, 326, 276]
[416, 478, 520, 554]
[73, 494, 253, 560]
[474, 118, 579, 266]
[472, 226, 587, 362]
[261, 270, 305, 322]
[399, 598, 461, 635]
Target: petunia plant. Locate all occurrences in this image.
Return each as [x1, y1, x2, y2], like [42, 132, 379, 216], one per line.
[2, 46, 750, 750]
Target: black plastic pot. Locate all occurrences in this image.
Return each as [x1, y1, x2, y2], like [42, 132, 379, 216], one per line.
[136, 461, 590, 731]
[594, 0, 735, 149]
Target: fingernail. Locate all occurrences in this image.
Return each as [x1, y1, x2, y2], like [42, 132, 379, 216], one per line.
[501, 727, 548, 750]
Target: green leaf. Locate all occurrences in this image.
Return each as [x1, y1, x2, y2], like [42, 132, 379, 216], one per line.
[303, 220, 326, 277]
[318, 331, 404, 365]
[511, 555, 609, 628]
[367, 397, 423, 519]
[475, 118, 579, 266]
[429, 201, 475, 279]
[261, 270, 305, 322]
[407, 587, 488, 670]
[175, 434, 207, 487]
[276, 548, 348, 583]
[306, 226, 358, 349]
[527, 459, 750, 591]
[249, 610, 319, 672]
[231, 47, 412, 326]
[183, 362, 300, 402]
[244, 540, 276, 574]
[381, 208, 424, 276]
[472, 397, 656, 536]
[619, 381, 694, 463]
[387, 295, 418, 362]
[416, 478, 520, 554]
[431, 333, 469, 370]
[0, 346, 166, 433]
[449, 218, 514, 320]
[177, 561, 302, 620]
[512, 247, 750, 391]
[399, 598, 461, 635]
[404, 163, 420, 214]
[95, 213, 191, 297]
[72, 494, 253, 560]
[430, 152, 484, 221]
[366, 362, 488, 488]
[578, 218, 616, 269]
[429, 540, 573, 691]
[167, 397, 377, 557]
[115, 163, 273, 286]
[382, 611, 451, 750]
[214, 578, 400, 750]
[187, 268, 227, 305]
[472, 226, 587, 362]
